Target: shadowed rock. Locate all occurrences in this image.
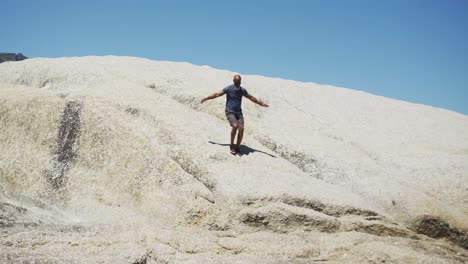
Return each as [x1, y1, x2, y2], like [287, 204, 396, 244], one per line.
[411, 215, 468, 249]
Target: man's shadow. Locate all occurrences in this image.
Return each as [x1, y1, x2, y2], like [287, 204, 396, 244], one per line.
[208, 141, 277, 158]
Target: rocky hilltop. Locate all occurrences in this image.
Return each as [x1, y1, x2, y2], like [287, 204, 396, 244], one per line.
[0, 56, 467, 263]
[0, 52, 27, 63]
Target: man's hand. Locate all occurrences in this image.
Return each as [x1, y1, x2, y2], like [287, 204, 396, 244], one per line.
[259, 101, 269, 107]
[201, 97, 207, 104]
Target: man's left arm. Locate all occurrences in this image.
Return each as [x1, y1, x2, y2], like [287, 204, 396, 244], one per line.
[245, 93, 269, 107]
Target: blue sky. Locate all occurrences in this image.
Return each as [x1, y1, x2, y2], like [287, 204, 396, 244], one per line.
[2, 0, 467, 115]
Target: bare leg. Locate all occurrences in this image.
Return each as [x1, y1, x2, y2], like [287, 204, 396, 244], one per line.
[230, 124, 238, 146]
[236, 127, 244, 148]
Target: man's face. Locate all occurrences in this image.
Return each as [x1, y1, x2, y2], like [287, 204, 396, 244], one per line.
[233, 76, 241, 88]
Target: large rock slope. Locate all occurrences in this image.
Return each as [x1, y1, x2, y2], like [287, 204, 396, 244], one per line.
[0, 56, 467, 263]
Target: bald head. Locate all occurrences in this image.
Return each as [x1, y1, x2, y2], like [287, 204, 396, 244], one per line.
[233, 75, 241, 88]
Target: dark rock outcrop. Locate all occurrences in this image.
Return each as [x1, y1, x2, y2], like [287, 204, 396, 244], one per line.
[0, 53, 28, 63]
[46, 101, 82, 189]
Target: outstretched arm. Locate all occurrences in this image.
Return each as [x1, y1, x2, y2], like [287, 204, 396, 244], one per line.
[245, 93, 269, 107]
[201, 91, 225, 103]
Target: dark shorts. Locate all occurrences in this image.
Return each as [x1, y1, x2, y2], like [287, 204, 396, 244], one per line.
[226, 112, 244, 128]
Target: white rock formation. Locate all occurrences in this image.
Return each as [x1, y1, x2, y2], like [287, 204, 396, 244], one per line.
[0, 56, 467, 263]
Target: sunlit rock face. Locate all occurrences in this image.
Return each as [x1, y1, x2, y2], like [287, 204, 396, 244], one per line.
[0, 56, 467, 263]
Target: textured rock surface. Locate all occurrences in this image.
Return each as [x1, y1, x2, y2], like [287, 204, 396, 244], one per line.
[0, 56, 467, 263]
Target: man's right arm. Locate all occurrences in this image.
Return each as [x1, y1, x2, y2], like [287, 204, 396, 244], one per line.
[201, 91, 225, 103]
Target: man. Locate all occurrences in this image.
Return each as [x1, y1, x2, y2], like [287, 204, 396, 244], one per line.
[201, 75, 269, 155]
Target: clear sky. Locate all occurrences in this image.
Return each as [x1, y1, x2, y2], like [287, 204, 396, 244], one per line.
[2, 0, 467, 115]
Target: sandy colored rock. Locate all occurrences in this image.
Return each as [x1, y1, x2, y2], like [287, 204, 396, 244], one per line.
[0, 56, 467, 263]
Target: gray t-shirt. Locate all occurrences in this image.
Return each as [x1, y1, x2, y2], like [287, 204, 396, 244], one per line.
[223, 84, 248, 113]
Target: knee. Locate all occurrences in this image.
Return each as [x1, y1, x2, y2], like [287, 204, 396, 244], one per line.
[232, 123, 238, 129]
[239, 126, 244, 131]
